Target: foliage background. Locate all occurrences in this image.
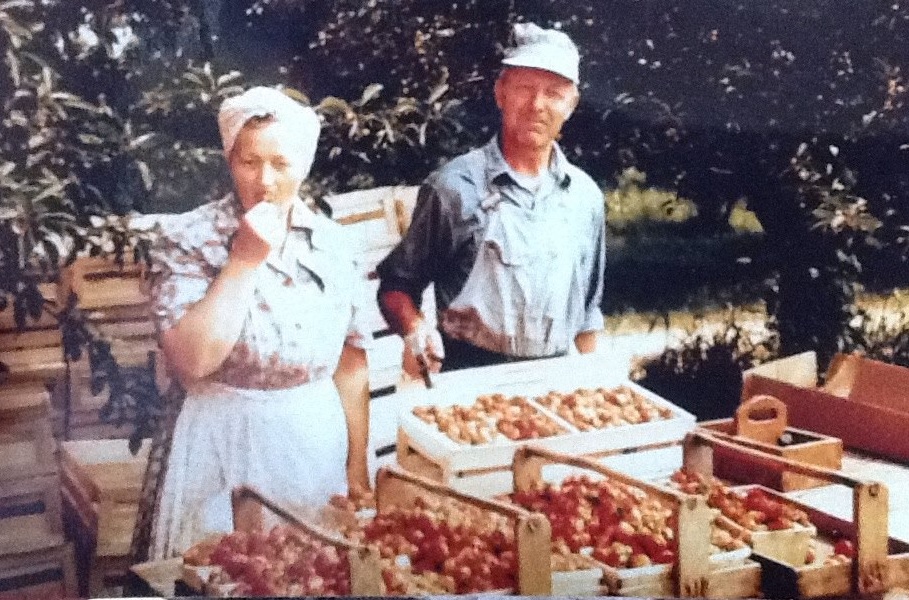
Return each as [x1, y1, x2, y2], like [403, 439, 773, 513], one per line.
[3, 0, 909, 423]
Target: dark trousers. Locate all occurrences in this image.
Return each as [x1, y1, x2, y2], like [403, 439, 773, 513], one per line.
[439, 333, 565, 372]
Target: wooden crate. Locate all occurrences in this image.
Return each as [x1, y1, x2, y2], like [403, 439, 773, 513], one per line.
[0, 383, 57, 481]
[374, 465, 553, 595]
[0, 286, 64, 383]
[0, 329, 61, 353]
[57, 257, 149, 312]
[0, 284, 59, 333]
[503, 445, 760, 598]
[0, 542, 76, 600]
[398, 425, 686, 496]
[58, 338, 158, 441]
[60, 439, 147, 516]
[396, 355, 695, 486]
[684, 430, 909, 596]
[699, 395, 843, 491]
[743, 352, 909, 461]
[0, 474, 65, 556]
[59, 439, 148, 596]
[324, 186, 418, 261]
[0, 347, 65, 384]
[180, 485, 385, 596]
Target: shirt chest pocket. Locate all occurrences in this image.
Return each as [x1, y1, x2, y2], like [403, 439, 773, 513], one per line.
[481, 206, 567, 268]
[484, 236, 531, 267]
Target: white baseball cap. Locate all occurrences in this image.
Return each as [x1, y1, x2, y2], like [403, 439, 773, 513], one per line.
[501, 22, 580, 84]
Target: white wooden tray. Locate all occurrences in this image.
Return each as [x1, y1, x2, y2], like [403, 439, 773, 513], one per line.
[398, 355, 695, 473]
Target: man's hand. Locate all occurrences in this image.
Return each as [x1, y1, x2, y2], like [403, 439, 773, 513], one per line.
[403, 319, 445, 379]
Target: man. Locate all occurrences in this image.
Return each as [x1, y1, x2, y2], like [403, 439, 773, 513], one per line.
[377, 22, 606, 376]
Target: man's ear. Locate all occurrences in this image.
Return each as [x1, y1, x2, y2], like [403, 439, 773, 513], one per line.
[493, 75, 506, 111]
[562, 89, 580, 120]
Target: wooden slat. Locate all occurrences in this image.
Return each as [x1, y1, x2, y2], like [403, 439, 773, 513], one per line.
[57, 258, 145, 301]
[0, 474, 65, 556]
[0, 284, 59, 332]
[0, 330, 61, 352]
[0, 542, 76, 600]
[688, 430, 866, 488]
[60, 439, 149, 504]
[0, 347, 65, 382]
[0, 383, 50, 416]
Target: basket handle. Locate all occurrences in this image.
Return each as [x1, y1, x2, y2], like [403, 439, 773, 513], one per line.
[735, 394, 788, 445]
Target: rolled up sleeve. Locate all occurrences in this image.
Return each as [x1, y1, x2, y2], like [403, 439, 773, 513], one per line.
[376, 183, 452, 308]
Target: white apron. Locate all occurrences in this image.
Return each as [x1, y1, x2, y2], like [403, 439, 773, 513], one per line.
[148, 377, 348, 559]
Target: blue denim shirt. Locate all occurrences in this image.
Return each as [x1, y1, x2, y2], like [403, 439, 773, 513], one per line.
[377, 137, 606, 343]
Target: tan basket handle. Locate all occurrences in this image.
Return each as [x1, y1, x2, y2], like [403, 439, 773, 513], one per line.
[735, 394, 788, 445]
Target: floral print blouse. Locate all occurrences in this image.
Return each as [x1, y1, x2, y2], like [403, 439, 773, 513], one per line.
[149, 194, 371, 390]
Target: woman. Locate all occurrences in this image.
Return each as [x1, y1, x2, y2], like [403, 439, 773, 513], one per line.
[147, 86, 372, 559]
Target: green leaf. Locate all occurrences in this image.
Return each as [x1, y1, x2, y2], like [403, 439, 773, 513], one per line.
[216, 71, 242, 87]
[318, 96, 352, 114]
[181, 71, 205, 87]
[427, 82, 449, 104]
[78, 133, 104, 146]
[358, 83, 383, 105]
[136, 161, 153, 191]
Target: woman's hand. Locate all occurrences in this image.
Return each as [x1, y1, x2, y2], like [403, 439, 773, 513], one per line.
[160, 205, 288, 384]
[230, 202, 286, 265]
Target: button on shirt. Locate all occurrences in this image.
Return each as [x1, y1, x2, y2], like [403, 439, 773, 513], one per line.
[377, 137, 606, 350]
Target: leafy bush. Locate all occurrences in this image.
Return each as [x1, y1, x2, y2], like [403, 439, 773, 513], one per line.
[3, 0, 909, 445]
[604, 230, 771, 315]
[631, 314, 780, 421]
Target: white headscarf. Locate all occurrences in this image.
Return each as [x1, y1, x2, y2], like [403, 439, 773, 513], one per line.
[217, 86, 321, 175]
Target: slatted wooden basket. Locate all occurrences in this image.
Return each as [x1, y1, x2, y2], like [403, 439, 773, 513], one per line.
[179, 485, 385, 596]
[505, 445, 761, 598]
[684, 430, 909, 597]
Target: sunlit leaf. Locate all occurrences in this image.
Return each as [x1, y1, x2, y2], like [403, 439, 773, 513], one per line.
[358, 83, 383, 105]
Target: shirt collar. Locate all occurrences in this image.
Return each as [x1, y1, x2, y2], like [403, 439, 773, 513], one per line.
[288, 196, 317, 229]
[482, 136, 572, 190]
